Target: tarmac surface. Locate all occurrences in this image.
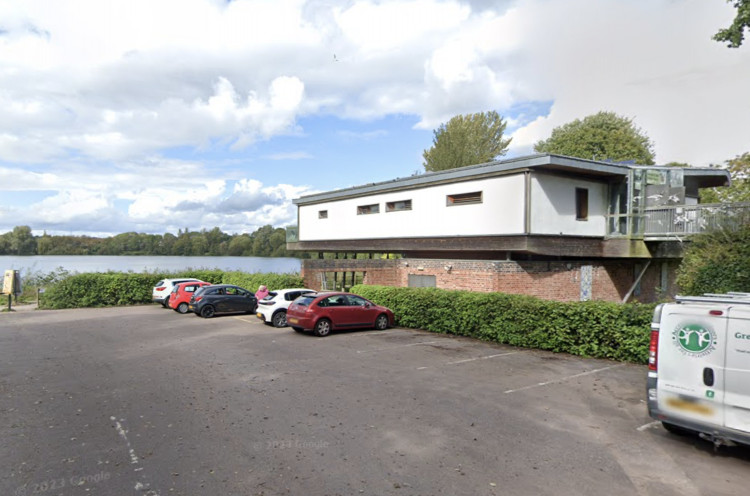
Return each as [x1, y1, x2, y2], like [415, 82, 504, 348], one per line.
[1, 305, 749, 496]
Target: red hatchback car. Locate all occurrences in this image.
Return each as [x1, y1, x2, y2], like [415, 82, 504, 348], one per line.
[169, 281, 211, 314]
[286, 292, 394, 337]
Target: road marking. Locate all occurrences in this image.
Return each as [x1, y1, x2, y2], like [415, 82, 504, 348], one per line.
[636, 420, 662, 432]
[416, 351, 521, 370]
[446, 351, 520, 365]
[233, 316, 260, 324]
[356, 340, 440, 354]
[504, 364, 625, 394]
[111, 416, 161, 495]
[111, 416, 139, 465]
[352, 330, 403, 337]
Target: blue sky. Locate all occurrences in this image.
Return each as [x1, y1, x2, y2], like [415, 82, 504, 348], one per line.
[0, 0, 747, 236]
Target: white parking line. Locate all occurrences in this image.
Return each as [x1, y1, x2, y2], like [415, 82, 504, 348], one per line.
[447, 351, 520, 365]
[636, 420, 662, 432]
[504, 364, 625, 394]
[352, 330, 404, 337]
[356, 340, 441, 354]
[111, 416, 162, 495]
[416, 351, 521, 370]
[233, 316, 260, 324]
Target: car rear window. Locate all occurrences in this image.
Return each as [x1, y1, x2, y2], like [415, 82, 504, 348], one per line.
[294, 296, 316, 307]
[286, 291, 311, 301]
[156, 280, 165, 287]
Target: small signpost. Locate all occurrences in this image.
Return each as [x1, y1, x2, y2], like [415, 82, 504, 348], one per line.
[2, 270, 22, 311]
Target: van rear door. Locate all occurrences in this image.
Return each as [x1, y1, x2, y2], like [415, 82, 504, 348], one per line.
[725, 306, 750, 433]
[657, 303, 727, 427]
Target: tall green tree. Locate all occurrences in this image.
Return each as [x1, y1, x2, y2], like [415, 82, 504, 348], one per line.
[714, 0, 750, 47]
[677, 224, 750, 294]
[700, 152, 750, 203]
[534, 111, 655, 165]
[422, 111, 512, 172]
[8, 225, 37, 255]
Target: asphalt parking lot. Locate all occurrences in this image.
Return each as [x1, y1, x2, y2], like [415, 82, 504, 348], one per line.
[1, 306, 749, 496]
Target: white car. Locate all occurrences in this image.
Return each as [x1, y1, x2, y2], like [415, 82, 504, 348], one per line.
[256, 288, 315, 327]
[152, 278, 203, 307]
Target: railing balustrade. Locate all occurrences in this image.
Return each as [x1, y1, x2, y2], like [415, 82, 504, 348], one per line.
[641, 202, 750, 237]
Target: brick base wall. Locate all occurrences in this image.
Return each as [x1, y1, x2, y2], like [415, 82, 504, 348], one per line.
[301, 257, 679, 303]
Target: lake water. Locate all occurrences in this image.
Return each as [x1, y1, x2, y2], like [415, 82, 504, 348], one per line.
[0, 255, 301, 277]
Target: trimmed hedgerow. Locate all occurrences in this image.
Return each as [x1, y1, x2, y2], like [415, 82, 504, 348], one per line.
[39, 270, 304, 309]
[351, 285, 654, 363]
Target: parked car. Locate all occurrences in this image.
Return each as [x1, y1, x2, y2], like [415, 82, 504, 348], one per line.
[169, 281, 212, 314]
[256, 288, 315, 327]
[188, 284, 258, 318]
[152, 278, 203, 308]
[647, 292, 750, 448]
[286, 292, 394, 337]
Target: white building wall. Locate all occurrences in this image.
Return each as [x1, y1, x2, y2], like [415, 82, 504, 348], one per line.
[530, 174, 607, 235]
[299, 174, 526, 241]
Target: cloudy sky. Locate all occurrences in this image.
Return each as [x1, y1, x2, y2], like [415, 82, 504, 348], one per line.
[0, 0, 747, 236]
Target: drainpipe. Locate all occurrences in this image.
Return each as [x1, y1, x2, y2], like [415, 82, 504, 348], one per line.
[622, 260, 651, 303]
[524, 171, 531, 235]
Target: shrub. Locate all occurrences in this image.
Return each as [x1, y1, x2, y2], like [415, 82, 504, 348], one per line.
[677, 225, 750, 295]
[352, 285, 654, 363]
[40, 270, 304, 309]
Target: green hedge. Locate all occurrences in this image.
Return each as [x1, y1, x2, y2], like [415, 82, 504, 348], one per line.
[351, 285, 654, 363]
[40, 270, 304, 309]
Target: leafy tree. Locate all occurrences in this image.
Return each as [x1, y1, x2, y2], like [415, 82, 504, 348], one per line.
[714, 0, 750, 47]
[8, 226, 37, 255]
[422, 111, 511, 172]
[534, 111, 655, 165]
[700, 152, 750, 203]
[227, 234, 253, 256]
[677, 224, 750, 294]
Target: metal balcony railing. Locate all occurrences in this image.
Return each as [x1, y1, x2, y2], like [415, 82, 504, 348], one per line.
[643, 202, 750, 238]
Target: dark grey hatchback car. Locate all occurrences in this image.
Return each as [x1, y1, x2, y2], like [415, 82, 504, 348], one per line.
[188, 284, 258, 318]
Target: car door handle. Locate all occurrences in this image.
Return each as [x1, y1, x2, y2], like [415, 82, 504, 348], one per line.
[703, 367, 714, 387]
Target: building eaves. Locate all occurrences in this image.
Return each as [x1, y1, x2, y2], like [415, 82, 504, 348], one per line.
[293, 154, 633, 205]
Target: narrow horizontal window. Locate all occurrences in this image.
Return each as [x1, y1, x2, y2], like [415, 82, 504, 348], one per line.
[447, 191, 482, 206]
[357, 203, 380, 215]
[318, 210, 328, 219]
[576, 188, 589, 221]
[386, 199, 412, 212]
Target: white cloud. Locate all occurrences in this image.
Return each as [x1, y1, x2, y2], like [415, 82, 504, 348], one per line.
[0, 0, 747, 236]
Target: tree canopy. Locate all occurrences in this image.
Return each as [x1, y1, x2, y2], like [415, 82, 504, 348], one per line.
[0, 225, 300, 258]
[714, 0, 750, 48]
[677, 224, 750, 294]
[700, 152, 750, 203]
[533, 111, 655, 165]
[422, 111, 511, 172]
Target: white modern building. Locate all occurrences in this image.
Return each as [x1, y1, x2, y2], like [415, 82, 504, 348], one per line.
[287, 154, 737, 302]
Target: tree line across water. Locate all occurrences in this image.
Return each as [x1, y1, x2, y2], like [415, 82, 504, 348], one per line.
[0, 225, 306, 258]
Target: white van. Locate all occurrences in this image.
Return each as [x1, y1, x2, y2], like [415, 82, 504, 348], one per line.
[647, 292, 750, 448]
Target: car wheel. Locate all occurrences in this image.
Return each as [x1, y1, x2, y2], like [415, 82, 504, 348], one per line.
[162, 296, 170, 308]
[176, 302, 189, 314]
[272, 311, 287, 328]
[313, 319, 331, 337]
[374, 314, 389, 330]
[292, 327, 304, 333]
[200, 305, 216, 318]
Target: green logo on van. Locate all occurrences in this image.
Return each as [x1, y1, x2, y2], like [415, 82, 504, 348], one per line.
[673, 323, 716, 357]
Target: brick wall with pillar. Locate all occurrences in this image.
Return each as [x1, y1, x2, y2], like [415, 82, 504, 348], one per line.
[300, 257, 678, 303]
